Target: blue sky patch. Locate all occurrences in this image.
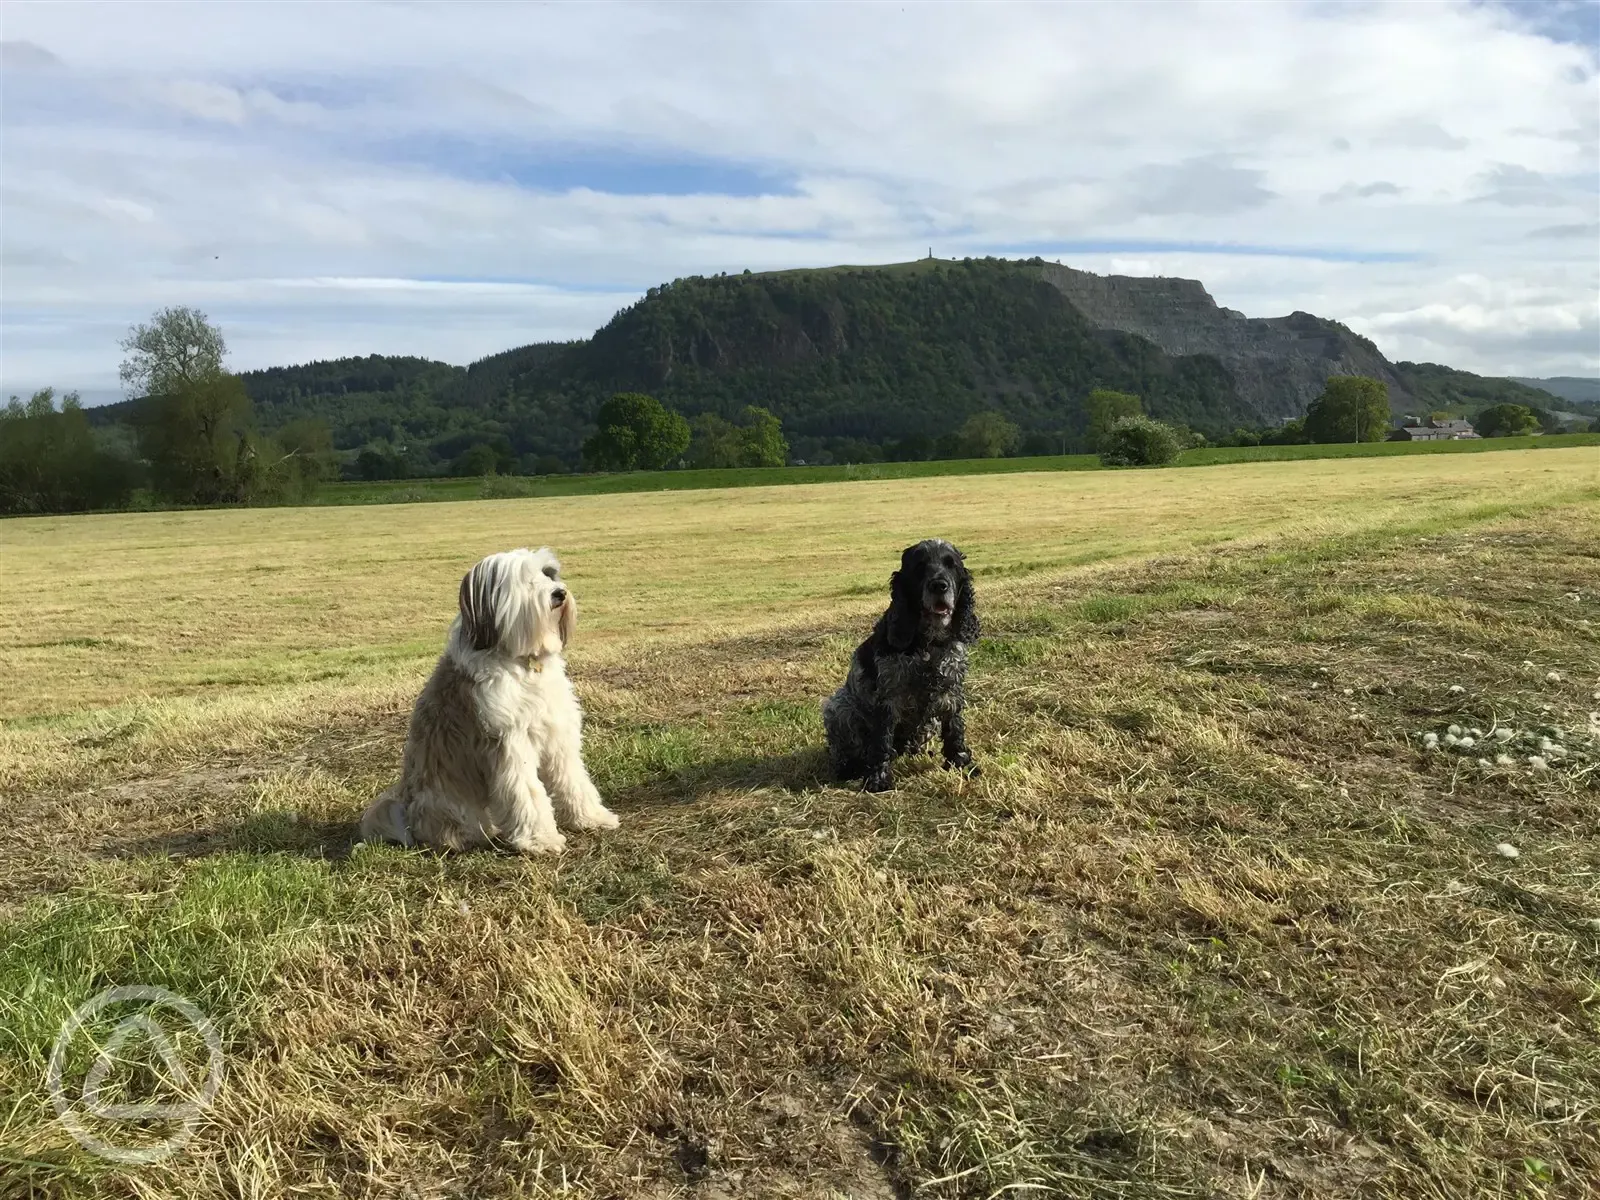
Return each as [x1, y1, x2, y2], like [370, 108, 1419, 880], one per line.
[1490, 0, 1600, 52]
[371, 135, 797, 197]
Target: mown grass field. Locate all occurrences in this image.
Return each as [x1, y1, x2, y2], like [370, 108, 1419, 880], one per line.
[1, 448, 1598, 1199]
[317, 434, 1600, 508]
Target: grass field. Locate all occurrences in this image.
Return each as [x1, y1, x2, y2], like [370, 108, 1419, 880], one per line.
[316, 434, 1600, 507]
[2, 449, 1598, 1198]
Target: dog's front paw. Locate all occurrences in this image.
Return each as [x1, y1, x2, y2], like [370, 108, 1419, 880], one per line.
[571, 805, 620, 831]
[862, 766, 895, 793]
[943, 749, 979, 776]
[508, 831, 567, 856]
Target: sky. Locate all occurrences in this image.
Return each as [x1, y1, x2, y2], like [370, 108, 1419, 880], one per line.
[1, 0, 1597, 405]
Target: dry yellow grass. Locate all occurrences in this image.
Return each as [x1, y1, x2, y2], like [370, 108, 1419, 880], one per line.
[2, 450, 1598, 1199]
[2, 448, 1595, 722]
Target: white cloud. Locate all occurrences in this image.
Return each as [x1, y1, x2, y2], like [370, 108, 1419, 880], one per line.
[97, 197, 156, 223]
[157, 79, 248, 124]
[1321, 182, 1404, 204]
[0, 0, 1596, 398]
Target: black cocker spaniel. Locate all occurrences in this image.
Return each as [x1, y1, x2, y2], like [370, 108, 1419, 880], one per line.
[822, 538, 980, 792]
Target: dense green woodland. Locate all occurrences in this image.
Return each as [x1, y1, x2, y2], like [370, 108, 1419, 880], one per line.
[1388, 362, 1590, 419]
[1508, 376, 1600, 407]
[67, 256, 1600, 482]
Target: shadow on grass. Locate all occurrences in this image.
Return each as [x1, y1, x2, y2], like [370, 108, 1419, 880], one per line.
[107, 812, 361, 866]
[233, 810, 362, 858]
[606, 744, 834, 811]
[106, 746, 835, 866]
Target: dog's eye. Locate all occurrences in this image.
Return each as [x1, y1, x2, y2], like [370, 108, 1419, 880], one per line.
[943, 555, 955, 569]
[541, 565, 559, 580]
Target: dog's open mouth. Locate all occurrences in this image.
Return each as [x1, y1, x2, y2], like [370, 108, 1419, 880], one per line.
[928, 602, 953, 620]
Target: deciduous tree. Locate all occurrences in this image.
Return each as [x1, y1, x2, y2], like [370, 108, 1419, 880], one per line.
[265, 418, 338, 500]
[1099, 415, 1182, 467]
[120, 308, 282, 503]
[736, 405, 788, 467]
[958, 410, 1020, 458]
[1304, 376, 1389, 444]
[583, 393, 690, 471]
[685, 413, 744, 469]
[133, 372, 261, 504]
[118, 306, 228, 399]
[0, 389, 137, 514]
[1084, 388, 1143, 445]
[1474, 403, 1540, 438]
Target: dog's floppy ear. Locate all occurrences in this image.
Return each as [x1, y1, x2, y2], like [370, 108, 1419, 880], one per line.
[558, 591, 577, 648]
[954, 554, 980, 644]
[458, 560, 499, 651]
[885, 547, 921, 651]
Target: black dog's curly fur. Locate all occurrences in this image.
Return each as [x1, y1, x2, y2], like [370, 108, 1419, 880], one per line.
[822, 538, 980, 792]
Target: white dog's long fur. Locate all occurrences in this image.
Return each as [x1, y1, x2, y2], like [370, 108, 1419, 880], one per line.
[360, 547, 618, 854]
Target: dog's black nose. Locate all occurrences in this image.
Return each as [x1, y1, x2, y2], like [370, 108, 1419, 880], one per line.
[551, 588, 567, 606]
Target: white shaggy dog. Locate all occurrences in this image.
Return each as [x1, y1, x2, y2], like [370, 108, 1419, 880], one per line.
[360, 547, 618, 854]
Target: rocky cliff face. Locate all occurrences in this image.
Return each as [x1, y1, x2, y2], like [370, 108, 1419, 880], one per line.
[1037, 263, 1410, 420]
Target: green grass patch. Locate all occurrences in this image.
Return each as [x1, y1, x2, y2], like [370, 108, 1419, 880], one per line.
[1074, 583, 1233, 625]
[589, 723, 709, 792]
[0, 857, 351, 1060]
[970, 635, 1053, 669]
[741, 698, 819, 732]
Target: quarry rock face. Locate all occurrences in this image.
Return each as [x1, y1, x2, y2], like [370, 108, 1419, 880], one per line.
[1037, 263, 1411, 420]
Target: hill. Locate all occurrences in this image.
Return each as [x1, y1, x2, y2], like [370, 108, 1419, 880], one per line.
[1510, 375, 1600, 407]
[1388, 362, 1578, 418]
[565, 257, 1247, 445]
[85, 258, 1583, 473]
[1385, 365, 1598, 430]
[386, 257, 1259, 467]
[1037, 262, 1409, 418]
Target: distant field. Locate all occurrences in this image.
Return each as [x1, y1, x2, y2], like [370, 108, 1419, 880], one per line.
[1177, 432, 1599, 465]
[317, 433, 1600, 506]
[2, 450, 1597, 1198]
[319, 452, 1103, 506]
[4, 447, 1595, 726]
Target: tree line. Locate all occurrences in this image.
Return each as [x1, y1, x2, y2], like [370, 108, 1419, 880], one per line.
[2, 308, 335, 515]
